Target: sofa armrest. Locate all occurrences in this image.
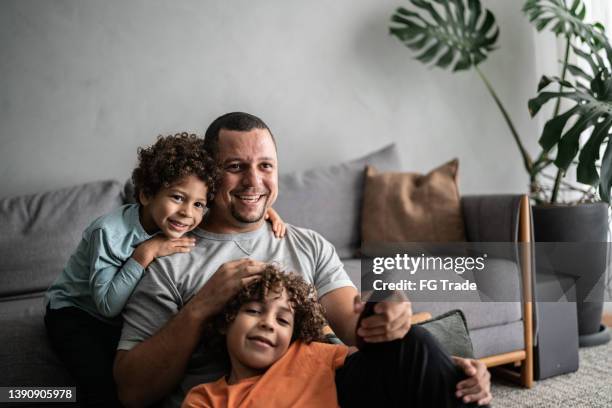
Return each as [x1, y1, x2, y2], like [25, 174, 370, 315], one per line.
[461, 195, 524, 243]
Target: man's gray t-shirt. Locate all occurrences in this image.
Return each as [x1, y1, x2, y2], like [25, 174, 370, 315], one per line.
[118, 222, 355, 408]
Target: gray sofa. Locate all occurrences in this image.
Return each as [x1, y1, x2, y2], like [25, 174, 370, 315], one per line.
[0, 144, 532, 401]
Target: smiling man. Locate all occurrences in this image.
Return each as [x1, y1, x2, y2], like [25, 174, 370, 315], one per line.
[202, 124, 278, 232]
[113, 112, 491, 408]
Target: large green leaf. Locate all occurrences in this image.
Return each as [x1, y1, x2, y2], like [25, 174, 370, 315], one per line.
[523, 0, 607, 48]
[599, 138, 612, 202]
[390, 0, 499, 72]
[530, 42, 612, 201]
[577, 118, 612, 185]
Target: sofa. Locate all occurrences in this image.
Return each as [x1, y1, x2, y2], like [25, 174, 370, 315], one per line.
[0, 144, 534, 405]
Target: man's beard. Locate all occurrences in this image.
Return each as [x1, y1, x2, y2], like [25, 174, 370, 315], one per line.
[230, 201, 268, 224]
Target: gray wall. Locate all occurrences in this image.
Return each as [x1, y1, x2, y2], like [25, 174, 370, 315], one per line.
[0, 0, 542, 198]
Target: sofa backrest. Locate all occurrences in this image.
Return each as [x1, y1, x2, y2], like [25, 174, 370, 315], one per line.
[0, 145, 400, 298]
[274, 144, 401, 259]
[0, 180, 124, 298]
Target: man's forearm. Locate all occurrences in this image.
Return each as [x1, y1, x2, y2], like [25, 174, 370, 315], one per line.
[319, 287, 360, 346]
[114, 303, 209, 407]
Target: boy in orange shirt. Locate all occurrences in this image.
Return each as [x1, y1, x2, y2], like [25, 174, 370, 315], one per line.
[182, 264, 489, 408]
[182, 265, 348, 408]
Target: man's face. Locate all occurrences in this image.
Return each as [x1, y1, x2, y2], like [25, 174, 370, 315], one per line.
[211, 128, 278, 232]
[225, 289, 294, 380]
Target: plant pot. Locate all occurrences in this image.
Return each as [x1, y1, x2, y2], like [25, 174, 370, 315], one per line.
[532, 203, 610, 347]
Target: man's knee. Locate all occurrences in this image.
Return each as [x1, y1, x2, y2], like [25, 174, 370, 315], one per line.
[403, 326, 464, 378]
[403, 325, 444, 354]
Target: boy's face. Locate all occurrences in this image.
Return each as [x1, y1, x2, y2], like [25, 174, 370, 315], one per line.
[139, 174, 208, 238]
[226, 288, 294, 379]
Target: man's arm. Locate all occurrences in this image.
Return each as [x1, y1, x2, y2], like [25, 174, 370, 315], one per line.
[114, 301, 209, 407]
[319, 286, 361, 345]
[114, 259, 266, 407]
[320, 287, 414, 345]
[320, 287, 492, 406]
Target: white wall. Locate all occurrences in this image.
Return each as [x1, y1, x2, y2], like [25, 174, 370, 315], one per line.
[0, 0, 542, 198]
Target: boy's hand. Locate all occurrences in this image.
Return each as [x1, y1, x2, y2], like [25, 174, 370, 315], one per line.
[265, 208, 286, 238]
[132, 235, 196, 268]
[452, 356, 492, 406]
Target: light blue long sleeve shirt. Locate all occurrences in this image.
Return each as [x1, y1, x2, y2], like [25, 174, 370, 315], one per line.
[45, 204, 154, 323]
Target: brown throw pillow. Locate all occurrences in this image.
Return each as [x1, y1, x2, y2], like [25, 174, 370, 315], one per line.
[361, 159, 466, 244]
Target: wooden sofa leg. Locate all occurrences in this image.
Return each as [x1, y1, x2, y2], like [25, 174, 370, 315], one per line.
[519, 195, 534, 389]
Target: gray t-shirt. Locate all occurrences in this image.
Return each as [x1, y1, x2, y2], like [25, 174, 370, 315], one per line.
[118, 222, 354, 408]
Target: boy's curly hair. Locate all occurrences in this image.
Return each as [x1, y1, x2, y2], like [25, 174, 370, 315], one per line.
[131, 132, 219, 206]
[208, 265, 328, 344]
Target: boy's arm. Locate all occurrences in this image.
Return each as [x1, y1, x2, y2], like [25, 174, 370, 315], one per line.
[88, 231, 194, 318]
[88, 229, 145, 318]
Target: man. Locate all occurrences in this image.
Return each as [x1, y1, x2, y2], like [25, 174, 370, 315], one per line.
[114, 112, 492, 407]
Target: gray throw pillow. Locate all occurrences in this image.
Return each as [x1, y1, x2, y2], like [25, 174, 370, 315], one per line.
[324, 309, 474, 359]
[418, 309, 474, 358]
[274, 144, 401, 259]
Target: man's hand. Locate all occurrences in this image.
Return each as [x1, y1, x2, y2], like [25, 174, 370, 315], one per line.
[185, 259, 267, 321]
[355, 293, 412, 343]
[452, 356, 492, 406]
[114, 258, 266, 407]
[132, 235, 196, 268]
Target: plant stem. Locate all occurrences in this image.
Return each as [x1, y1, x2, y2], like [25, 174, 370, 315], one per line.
[475, 65, 533, 174]
[550, 37, 572, 204]
[550, 169, 565, 203]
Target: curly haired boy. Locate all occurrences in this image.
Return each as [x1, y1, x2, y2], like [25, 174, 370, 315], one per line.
[44, 133, 285, 407]
[182, 265, 349, 408]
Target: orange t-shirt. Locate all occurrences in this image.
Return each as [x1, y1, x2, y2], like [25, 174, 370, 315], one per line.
[182, 341, 348, 408]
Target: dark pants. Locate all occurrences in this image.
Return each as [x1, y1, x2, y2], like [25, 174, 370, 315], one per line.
[44, 306, 123, 408]
[335, 325, 483, 408]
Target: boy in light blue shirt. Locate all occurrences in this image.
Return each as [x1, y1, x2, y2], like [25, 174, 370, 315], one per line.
[44, 132, 285, 407]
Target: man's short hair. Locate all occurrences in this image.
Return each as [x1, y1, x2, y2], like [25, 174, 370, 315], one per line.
[203, 112, 276, 160]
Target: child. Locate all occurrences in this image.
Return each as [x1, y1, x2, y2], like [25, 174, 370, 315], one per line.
[44, 133, 285, 407]
[182, 265, 349, 408]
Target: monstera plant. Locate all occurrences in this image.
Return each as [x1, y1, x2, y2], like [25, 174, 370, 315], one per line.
[389, 0, 612, 205]
[390, 0, 612, 346]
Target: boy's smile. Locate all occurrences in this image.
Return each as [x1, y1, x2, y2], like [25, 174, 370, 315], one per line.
[139, 174, 209, 239]
[226, 289, 294, 383]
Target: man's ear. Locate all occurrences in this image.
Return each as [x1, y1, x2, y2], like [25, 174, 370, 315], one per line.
[139, 191, 151, 206]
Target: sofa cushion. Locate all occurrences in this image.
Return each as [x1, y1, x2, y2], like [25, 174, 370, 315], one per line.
[274, 144, 401, 259]
[469, 320, 525, 358]
[0, 180, 124, 297]
[361, 159, 466, 246]
[0, 294, 75, 388]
